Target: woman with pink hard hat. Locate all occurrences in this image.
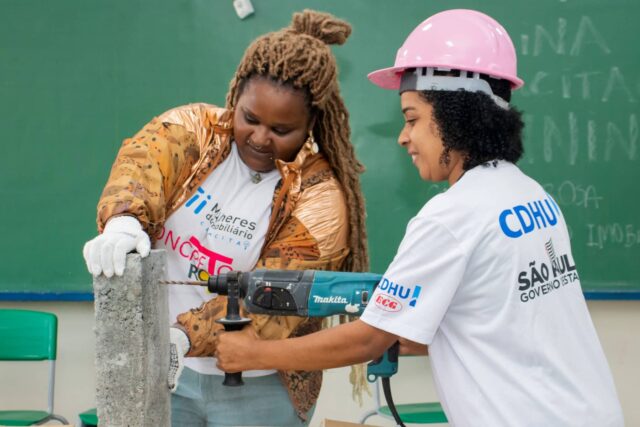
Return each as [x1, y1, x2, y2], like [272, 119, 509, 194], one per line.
[214, 9, 624, 426]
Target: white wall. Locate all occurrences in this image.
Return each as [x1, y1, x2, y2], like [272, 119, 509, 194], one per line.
[1, 300, 638, 426]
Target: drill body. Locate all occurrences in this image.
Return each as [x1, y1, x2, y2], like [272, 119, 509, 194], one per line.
[206, 269, 382, 317]
[202, 269, 397, 383]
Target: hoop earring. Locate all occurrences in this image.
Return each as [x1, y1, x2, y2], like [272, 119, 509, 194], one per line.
[307, 130, 319, 154]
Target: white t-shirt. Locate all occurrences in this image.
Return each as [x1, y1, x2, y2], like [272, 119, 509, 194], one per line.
[155, 143, 279, 376]
[361, 161, 623, 427]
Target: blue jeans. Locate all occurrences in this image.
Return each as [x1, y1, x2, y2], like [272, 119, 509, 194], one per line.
[171, 367, 313, 427]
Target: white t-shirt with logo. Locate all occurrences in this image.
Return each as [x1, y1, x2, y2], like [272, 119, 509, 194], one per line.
[155, 143, 280, 376]
[361, 161, 623, 427]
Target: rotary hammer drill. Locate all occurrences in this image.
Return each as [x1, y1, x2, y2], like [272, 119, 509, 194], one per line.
[167, 269, 399, 386]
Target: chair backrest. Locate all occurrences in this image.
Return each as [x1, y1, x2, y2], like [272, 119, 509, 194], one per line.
[0, 309, 66, 420]
[0, 309, 57, 361]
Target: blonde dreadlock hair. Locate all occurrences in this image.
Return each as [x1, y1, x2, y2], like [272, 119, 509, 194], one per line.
[226, 9, 369, 274]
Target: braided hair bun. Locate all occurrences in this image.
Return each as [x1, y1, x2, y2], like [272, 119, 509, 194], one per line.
[289, 9, 352, 45]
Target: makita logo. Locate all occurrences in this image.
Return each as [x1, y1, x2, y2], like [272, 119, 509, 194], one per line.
[313, 295, 348, 304]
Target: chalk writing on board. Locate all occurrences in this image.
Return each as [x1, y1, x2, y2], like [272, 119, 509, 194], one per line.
[519, 16, 610, 57]
[542, 181, 602, 209]
[525, 67, 637, 102]
[523, 113, 637, 164]
[424, 180, 602, 212]
[586, 223, 640, 249]
[517, 15, 638, 165]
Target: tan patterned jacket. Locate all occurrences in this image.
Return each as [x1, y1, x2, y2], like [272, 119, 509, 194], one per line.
[96, 103, 350, 420]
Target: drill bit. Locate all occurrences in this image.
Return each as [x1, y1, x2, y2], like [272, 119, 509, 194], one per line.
[159, 280, 205, 286]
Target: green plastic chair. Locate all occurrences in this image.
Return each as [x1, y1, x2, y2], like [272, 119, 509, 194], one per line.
[0, 309, 69, 426]
[360, 379, 448, 425]
[78, 407, 98, 427]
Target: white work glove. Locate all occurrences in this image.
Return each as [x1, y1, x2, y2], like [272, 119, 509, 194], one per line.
[168, 327, 191, 392]
[82, 216, 151, 278]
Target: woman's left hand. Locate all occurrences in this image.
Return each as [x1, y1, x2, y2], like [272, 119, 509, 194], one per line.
[215, 326, 261, 372]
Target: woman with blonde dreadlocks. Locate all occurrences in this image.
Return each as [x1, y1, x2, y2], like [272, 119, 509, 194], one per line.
[82, 9, 368, 427]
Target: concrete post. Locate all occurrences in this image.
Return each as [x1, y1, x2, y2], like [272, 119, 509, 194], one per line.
[94, 250, 170, 427]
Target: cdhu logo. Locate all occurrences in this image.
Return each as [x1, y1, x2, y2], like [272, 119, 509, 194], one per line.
[374, 277, 423, 312]
[498, 195, 560, 238]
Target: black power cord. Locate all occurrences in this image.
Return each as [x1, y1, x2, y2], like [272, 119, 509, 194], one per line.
[367, 341, 406, 426]
[380, 341, 406, 427]
[381, 376, 406, 427]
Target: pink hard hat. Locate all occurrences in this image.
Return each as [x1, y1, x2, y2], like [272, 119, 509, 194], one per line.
[368, 9, 524, 91]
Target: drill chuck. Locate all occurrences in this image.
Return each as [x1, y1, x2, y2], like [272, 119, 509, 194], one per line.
[205, 271, 240, 295]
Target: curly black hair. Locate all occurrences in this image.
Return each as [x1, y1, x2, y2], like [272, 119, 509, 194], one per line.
[419, 76, 525, 171]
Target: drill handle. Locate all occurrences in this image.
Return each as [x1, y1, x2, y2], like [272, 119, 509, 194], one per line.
[213, 270, 252, 386]
[366, 341, 400, 382]
[216, 320, 252, 386]
[220, 322, 249, 386]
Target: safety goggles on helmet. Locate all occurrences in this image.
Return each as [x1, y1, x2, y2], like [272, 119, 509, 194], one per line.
[399, 67, 511, 109]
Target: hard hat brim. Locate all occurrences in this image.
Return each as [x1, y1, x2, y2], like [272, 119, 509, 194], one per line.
[368, 65, 524, 90]
[367, 66, 403, 90]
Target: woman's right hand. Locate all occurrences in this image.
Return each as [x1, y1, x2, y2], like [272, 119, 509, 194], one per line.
[83, 216, 151, 278]
[215, 326, 261, 373]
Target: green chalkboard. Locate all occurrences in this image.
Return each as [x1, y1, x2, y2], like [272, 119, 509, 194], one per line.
[1, 0, 638, 299]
